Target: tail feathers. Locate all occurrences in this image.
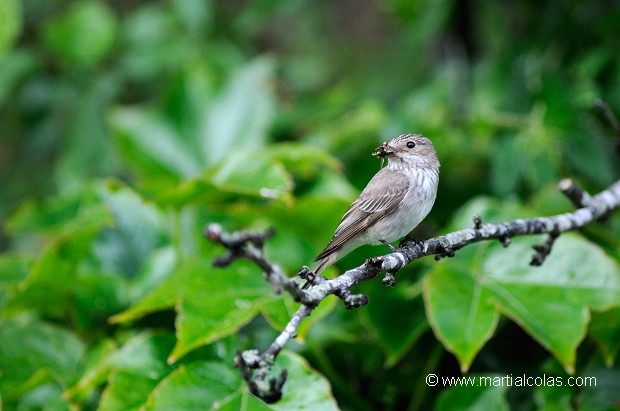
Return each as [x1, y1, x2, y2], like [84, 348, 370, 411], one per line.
[313, 252, 338, 275]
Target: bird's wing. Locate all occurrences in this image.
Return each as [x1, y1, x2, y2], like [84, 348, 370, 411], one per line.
[314, 170, 410, 261]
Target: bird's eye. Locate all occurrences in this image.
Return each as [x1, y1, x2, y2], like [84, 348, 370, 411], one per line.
[407, 141, 415, 148]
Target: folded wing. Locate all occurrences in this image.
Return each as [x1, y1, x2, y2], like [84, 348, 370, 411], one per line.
[314, 169, 410, 261]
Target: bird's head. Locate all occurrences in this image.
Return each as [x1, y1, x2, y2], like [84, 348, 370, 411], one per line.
[373, 134, 440, 169]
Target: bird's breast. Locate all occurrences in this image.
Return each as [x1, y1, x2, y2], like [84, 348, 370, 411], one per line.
[366, 167, 438, 243]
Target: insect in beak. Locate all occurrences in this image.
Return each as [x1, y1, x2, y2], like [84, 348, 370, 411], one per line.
[372, 142, 390, 168]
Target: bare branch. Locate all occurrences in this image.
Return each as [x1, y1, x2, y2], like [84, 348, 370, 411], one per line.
[559, 179, 593, 208]
[204, 224, 304, 300]
[206, 177, 620, 403]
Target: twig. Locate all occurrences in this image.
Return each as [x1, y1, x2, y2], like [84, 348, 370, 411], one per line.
[595, 99, 620, 135]
[205, 176, 620, 402]
[530, 226, 560, 266]
[595, 99, 620, 154]
[558, 178, 594, 208]
[204, 224, 303, 300]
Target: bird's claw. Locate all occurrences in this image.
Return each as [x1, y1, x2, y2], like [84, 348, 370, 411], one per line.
[380, 240, 397, 252]
[298, 266, 316, 289]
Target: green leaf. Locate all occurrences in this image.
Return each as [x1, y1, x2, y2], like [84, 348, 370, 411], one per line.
[41, 1, 118, 66]
[428, 196, 620, 373]
[0, 255, 30, 288]
[5, 182, 167, 322]
[424, 246, 499, 372]
[365, 282, 430, 367]
[127, 246, 178, 301]
[200, 57, 276, 165]
[111, 258, 284, 362]
[562, 128, 616, 187]
[64, 339, 117, 404]
[92, 180, 168, 278]
[98, 333, 176, 411]
[5, 203, 113, 318]
[588, 307, 620, 367]
[82, 333, 337, 411]
[144, 362, 269, 411]
[5, 193, 82, 235]
[266, 142, 343, 181]
[17, 383, 72, 411]
[272, 351, 339, 411]
[491, 283, 588, 373]
[490, 134, 527, 197]
[210, 149, 293, 201]
[0, 255, 28, 318]
[483, 234, 620, 372]
[435, 381, 509, 411]
[579, 365, 620, 411]
[172, 0, 211, 33]
[297, 298, 339, 339]
[0, 50, 36, 106]
[261, 293, 338, 341]
[157, 146, 295, 207]
[0, 317, 85, 400]
[143, 351, 338, 411]
[161, 60, 215, 147]
[0, 0, 21, 57]
[263, 196, 353, 271]
[485, 234, 620, 310]
[533, 382, 574, 411]
[153, 175, 218, 207]
[119, 4, 187, 81]
[110, 107, 202, 179]
[54, 75, 121, 192]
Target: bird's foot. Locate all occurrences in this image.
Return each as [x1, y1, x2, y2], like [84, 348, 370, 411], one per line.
[297, 266, 316, 290]
[380, 240, 397, 252]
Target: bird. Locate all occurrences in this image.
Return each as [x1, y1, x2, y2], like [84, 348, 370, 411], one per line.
[312, 134, 440, 275]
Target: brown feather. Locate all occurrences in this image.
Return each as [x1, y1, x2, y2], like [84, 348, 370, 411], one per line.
[314, 169, 410, 261]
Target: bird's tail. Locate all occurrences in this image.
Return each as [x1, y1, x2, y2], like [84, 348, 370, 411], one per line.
[313, 252, 338, 276]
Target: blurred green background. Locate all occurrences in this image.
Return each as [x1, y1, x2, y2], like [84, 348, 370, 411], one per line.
[1, 0, 620, 410]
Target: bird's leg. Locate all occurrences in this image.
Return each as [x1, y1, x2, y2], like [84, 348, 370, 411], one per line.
[379, 240, 397, 252]
[297, 266, 316, 289]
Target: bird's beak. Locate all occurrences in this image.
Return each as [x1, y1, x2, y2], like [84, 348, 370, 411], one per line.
[372, 142, 394, 157]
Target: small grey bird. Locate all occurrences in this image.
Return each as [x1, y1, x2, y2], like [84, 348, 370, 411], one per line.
[313, 134, 440, 275]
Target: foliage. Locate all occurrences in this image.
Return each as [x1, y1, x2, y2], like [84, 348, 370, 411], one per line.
[1, 0, 620, 410]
